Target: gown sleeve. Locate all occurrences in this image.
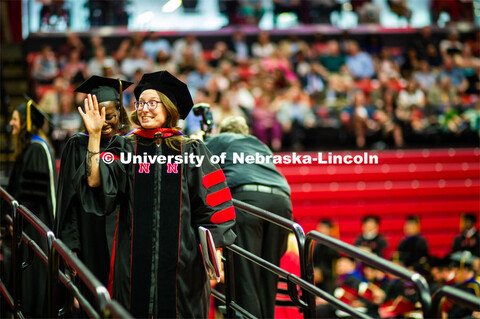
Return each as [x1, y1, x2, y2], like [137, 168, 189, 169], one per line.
[55, 135, 83, 250]
[73, 134, 131, 216]
[186, 140, 236, 247]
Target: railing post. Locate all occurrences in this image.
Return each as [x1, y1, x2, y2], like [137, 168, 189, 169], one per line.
[47, 231, 59, 318]
[293, 223, 315, 319]
[411, 273, 431, 318]
[304, 236, 317, 318]
[11, 200, 22, 315]
[224, 248, 236, 319]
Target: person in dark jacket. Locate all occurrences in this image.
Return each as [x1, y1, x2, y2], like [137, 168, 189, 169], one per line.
[205, 116, 293, 318]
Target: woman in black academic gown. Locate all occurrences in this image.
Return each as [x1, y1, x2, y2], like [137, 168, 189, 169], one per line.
[6, 99, 56, 317]
[76, 71, 236, 318]
[55, 76, 133, 289]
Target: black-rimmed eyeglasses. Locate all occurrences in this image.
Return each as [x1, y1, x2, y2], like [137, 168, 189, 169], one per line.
[134, 100, 161, 110]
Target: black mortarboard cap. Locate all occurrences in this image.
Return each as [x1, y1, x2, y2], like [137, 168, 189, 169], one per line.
[450, 251, 478, 269]
[16, 97, 49, 131]
[133, 71, 194, 119]
[74, 76, 133, 104]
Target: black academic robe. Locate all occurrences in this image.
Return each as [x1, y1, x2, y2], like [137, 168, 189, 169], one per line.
[55, 133, 116, 287]
[397, 234, 429, 267]
[74, 132, 236, 318]
[6, 135, 56, 317]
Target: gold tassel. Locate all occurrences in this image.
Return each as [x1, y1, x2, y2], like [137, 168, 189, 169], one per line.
[118, 78, 123, 109]
[26, 99, 33, 132]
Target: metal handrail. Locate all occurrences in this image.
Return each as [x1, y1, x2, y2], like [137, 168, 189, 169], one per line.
[0, 186, 131, 318]
[17, 205, 50, 239]
[4, 214, 99, 318]
[231, 199, 316, 318]
[211, 289, 257, 319]
[430, 285, 480, 318]
[226, 243, 372, 319]
[305, 230, 432, 318]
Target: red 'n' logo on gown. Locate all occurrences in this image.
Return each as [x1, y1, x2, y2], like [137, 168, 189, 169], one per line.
[138, 163, 150, 173]
[167, 163, 178, 174]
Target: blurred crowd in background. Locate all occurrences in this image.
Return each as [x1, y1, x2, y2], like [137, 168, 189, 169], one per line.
[28, 25, 479, 157]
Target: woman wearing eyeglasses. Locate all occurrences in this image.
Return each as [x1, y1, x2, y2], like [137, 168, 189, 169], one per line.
[55, 76, 133, 298]
[76, 71, 236, 318]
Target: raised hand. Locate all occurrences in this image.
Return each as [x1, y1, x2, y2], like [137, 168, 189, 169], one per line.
[78, 94, 105, 136]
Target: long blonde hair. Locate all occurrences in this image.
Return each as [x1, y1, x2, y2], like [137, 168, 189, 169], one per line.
[130, 91, 184, 150]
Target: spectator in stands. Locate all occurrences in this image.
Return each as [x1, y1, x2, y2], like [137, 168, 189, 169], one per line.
[462, 101, 480, 135]
[278, 35, 308, 60]
[208, 41, 234, 68]
[51, 92, 81, 156]
[373, 89, 404, 148]
[452, 213, 480, 256]
[120, 46, 153, 80]
[226, 79, 255, 118]
[345, 40, 375, 79]
[261, 49, 297, 84]
[153, 50, 178, 75]
[88, 34, 103, 57]
[61, 49, 88, 85]
[276, 83, 315, 150]
[316, 40, 346, 76]
[455, 44, 480, 95]
[59, 32, 86, 66]
[172, 34, 204, 65]
[375, 47, 400, 82]
[252, 31, 276, 59]
[438, 55, 468, 93]
[87, 45, 118, 76]
[312, 219, 339, 294]
[209, 60, 237, 99]
[310, 32, 329, 58]
[427, 75, 459, 117]
[397, 78, 426, 132]
[6, 99, 56, 317]
[186, 59, 212, 97]
[425, 43, 443, 69]
[354, 215, 388, 257]
[205, 116, 292, 319]
[396, 216, 429, 268]
[141, 31, 172, 61]
[340, 90, 378, 148]
[362, 34, 383, 58]
[411, 26, 438, 59]
[211, 92, 246, 127]
[38, 76, 70, 116]
[324, 69, 353, 109]
[32, 45, 58, 84]
[251, 88, 283, 151]
[400, 47, 420, 79]
[229, 30, 250, 62]
[439, 28, 463, 57]
[413, 60, 436, 92]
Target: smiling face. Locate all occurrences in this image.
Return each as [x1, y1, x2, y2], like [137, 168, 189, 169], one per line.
[9, 110, 21, 136]
[138, 89, 167, 129]
[100, 101, 120, 140]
